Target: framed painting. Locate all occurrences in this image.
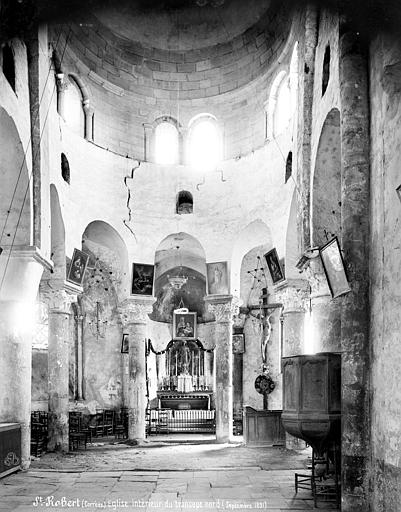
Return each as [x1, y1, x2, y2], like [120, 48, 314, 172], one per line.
[319, 237, 351, 299]
[67, 248, 89, 286]
[131, 263, 154, 296]
[121, 334, 129, 354]
[232, 334, 245, 354]
[264, 248, 285, 284]
[207, 261, 229, 295]
[173, 312, 197, 340]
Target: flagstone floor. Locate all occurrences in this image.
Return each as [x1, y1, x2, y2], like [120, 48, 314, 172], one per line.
[0, 437, 338, 512]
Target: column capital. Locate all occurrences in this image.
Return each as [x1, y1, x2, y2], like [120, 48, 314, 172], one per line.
[274, 279, 310, 313]
[205, 295, 241, 323]
[119, 296, 155, 326]
[40, 279, 82, 313]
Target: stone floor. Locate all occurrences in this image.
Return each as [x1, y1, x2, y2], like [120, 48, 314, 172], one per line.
[0, 436, 338, 512]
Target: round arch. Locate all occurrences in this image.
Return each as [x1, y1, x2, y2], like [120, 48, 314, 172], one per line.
[50, 184, 66, 281]
[152, 232, 207, 323]
[0, 107, 32, 248]
[231, 219, 273, 297]
[311, 108, 341, 247]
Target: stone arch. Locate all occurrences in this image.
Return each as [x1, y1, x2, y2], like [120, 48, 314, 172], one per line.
[231, 219, 273, 297]
[311, 108, 341, 247]
[152, 232, 207, 323]
[50, 185, 66, 281]
[285, 189, 299, 280]
[0, 107, 32, 249]
[64, 73, 93, 140]
[80, 220, 129, 409]
[81, 220, 130, 299]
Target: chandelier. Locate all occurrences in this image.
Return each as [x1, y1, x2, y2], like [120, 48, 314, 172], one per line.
[168, 268, 188, 289]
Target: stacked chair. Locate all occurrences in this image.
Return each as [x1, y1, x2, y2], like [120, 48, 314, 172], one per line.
[69, 411, 90, 451]
[30, 411, 48, 457]
[114, 407, 128, 439]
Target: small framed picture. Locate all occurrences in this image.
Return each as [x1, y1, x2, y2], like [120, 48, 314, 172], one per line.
[67, 248, 89, 286]
[232, 334, 245, 354]
[121, 334, 129, 354]
[207, 261, 229, 295]
[173, 312, 197, 340]
[319, 237, 351, 299]
[131, 263, 154, 296]
[264, 248, 285, 284]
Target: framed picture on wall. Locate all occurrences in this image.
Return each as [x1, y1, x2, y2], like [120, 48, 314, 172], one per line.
[264, 248, 285, 284]
[319, 237, 351, 299]
[173, 312, 197, 340]
[67, 248, 89, 286]
[121, 334, 129, 354]
[131, 263, 154, 295]
[233, 334, 245, 354]
[206, 261, 229, 295]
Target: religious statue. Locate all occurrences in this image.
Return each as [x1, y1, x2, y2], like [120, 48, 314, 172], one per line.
[260, 314, 272, 365]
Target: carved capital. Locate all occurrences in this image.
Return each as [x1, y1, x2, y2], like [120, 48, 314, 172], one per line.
[275, 279, 309, 313]
[119, 297, 154, 326]
[40, 279, 81, 313]
[205, 295, 240, 323]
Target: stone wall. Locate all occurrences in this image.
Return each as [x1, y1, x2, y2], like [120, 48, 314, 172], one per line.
[369, 30, 401, 511]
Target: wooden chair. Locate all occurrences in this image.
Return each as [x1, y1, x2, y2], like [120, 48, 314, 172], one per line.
[103, 410, 114, 436]
[69, 412, 87, 451]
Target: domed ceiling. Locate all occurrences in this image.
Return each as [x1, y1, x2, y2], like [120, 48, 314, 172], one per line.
[94, 0, 271, 51]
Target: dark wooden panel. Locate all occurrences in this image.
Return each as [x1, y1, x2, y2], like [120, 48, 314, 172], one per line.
[243, 408, 285, 446]
[0, 423, 21, 478]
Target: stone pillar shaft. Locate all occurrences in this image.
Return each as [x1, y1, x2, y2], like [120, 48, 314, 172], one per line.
[339, 28, 371, 512]
[0, 247, 52, 468]
[120, 297, 154, 443]
[42, 283, 79, 452]
[206, 295, 239, 443]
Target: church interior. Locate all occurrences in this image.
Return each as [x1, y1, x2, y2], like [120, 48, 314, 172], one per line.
[0, 0, 401, 510]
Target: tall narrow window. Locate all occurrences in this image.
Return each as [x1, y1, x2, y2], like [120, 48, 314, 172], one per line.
[2, 44, 15, 91]
[64, 75, 85, 136]
[188, 115, 222, 171]
[155, 121, 179, 165]
[285, 152, 292, 183]
[322, 45, 330, 96]
[61, 153, 70, 184]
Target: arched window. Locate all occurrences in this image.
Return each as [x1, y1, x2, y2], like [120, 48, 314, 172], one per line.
[2, 44, 15, 91]
[188, 114, 222, 171]
[274, 76, 291, 135]
[64, 75, 85, 136]
[285, 151, 292, 183]
[322, 45, 330, 96]
[155, 121, 179, 165]
[176, 190, 193, 214]
[61, 153, 70, 184]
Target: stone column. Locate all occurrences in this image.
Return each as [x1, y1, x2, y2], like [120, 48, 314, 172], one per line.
[206, 295, 239, 443]
[143, 123, 153, 162]
[41, 281, 81, 452]
[119, 297, 154, 443]
[83, 101, 94, 142]
[275, 279, 309, 357]
[55, 73, 66, 119]
[302, 254, 341, 353]
[339, 26, 371, 512]
[0, 246, 52, 469]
